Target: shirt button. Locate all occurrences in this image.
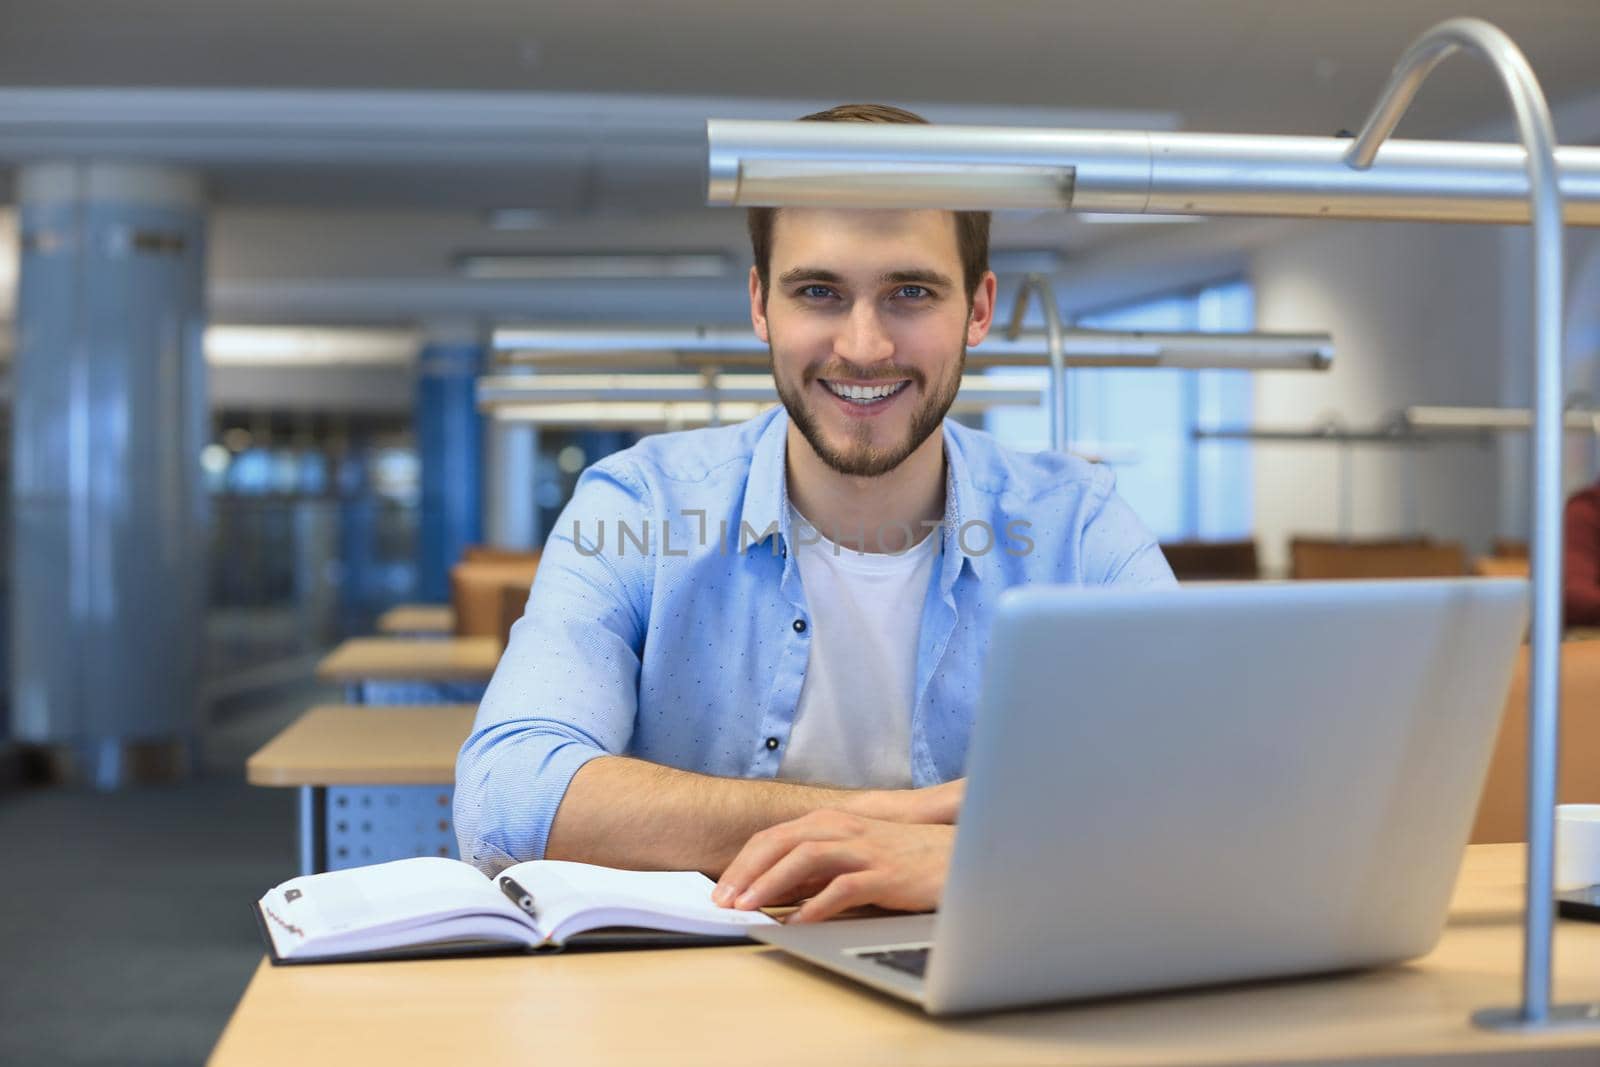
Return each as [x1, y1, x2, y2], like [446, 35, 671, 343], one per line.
[793, 619, 807, 634]
[765, 737, 780, 751]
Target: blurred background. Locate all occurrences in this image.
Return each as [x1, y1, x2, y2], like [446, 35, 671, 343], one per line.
[2, 2, 1600, 1063]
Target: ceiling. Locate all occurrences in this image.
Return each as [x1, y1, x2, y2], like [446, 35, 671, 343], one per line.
[5, 1, 1600, 138]
[0, 0, 1598, 328]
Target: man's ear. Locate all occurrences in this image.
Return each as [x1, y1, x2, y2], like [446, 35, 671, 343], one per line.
[966, 270, 999, 348]
[749, 266, 770, 344]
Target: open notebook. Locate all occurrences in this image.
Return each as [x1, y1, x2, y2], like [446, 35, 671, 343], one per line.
[255, 856, 777, 964]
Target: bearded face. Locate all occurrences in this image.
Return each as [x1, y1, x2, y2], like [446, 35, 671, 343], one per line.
[752, 208, 990, 479]
[772, 345, 965, 478]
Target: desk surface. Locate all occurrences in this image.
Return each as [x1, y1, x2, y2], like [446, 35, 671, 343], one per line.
[314, 637, 502, 683]
[245, 705, 477, 787]
[210, 845, 1600, 1066]
[375, 604, 455, 635]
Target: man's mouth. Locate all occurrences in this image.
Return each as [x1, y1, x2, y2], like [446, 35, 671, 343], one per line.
[820, 379, 911, 406]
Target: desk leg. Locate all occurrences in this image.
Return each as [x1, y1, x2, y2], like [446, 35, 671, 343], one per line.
[297, 786, 326, 875]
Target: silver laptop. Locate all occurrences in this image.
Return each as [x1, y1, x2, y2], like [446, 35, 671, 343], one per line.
[753, 578, 1528, 1014]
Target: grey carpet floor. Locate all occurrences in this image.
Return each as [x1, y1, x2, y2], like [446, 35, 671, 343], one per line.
[0, 683, 336, 1067]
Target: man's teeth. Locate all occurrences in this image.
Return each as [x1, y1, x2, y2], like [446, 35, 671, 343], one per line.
[824, 380, 908, 402]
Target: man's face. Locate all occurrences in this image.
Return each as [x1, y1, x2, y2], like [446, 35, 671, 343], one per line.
[751, 208, 995, 478]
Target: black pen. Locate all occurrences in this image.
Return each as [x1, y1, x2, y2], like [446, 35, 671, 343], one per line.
[499, 875, 541, 923]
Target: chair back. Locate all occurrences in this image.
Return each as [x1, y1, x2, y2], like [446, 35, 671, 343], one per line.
[1289, 537, 1465, 580]
[1159, 539, 1259, 582]
[450, 556, 541, 639]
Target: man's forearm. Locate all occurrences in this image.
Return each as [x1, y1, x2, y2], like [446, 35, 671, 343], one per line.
[544, 755, 932, 875]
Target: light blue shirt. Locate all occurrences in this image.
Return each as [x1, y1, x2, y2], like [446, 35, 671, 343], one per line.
[454, 406, 1174, 873]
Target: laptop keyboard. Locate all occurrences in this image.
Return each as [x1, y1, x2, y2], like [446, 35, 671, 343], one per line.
[858, 947, 930, 978]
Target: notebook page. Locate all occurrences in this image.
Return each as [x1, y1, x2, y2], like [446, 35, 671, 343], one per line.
[262, 857, 527, 955]
[501, 860, 777, 942]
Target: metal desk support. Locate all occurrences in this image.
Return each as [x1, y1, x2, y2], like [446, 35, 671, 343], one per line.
[297, 786, 323, 876]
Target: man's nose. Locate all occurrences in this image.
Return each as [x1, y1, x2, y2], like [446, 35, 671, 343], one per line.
[834, 303, 895, 365]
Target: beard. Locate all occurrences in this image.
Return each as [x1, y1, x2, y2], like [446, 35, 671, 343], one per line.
[772, 344, 965, 478]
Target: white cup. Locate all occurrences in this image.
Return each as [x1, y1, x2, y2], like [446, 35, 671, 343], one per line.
[1555, 804, 1600, 891]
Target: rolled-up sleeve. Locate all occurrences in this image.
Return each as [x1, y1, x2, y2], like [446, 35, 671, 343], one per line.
[454, 460, 653, 873]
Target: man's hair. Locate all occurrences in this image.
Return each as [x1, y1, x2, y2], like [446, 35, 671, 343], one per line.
[745, 103, 991, 302]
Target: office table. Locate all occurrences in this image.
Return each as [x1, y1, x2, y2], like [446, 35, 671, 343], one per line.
[247, 704, 476, 875]
[314, 636, 500, 704]
[375, 604, 455, 637]
[210, 845, 1600, 1066]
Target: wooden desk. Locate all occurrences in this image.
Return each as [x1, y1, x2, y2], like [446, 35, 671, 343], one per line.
[315, 636, 501, 703]
[211, 846, 1600, 1066]
[375, 604, 455, 637]
[248, 704, 476, 876]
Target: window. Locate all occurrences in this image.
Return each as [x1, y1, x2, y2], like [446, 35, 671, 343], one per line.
[984, 279, 1254, 541]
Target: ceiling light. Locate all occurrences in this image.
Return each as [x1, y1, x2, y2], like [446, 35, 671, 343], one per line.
[204, 326, 419, 366]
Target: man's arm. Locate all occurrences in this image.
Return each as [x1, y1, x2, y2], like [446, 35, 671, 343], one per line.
[454, 461, 655, 873]
[547, 758, 961, 875]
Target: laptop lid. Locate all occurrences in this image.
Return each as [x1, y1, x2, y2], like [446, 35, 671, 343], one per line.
[925, 578, 1527, 1014]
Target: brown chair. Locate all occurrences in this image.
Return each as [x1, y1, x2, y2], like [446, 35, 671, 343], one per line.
[1473, 555, 1531, 579]
[1491, 538, 1530, 559]
[1288, 537, 1466, 580]
[1471, 638, 1600, 842]
[450, 556, 541, 639]
[463, 545, 542, 565]
[498, 582, 533, 649]
[1159, 539, 1259, 582]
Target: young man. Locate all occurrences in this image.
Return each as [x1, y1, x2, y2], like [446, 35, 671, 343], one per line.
[454, 104, 1174, 916]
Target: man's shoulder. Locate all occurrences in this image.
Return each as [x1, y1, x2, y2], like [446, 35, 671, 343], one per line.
[944, 419, 1115, 510]
[588, 408, 779, 494]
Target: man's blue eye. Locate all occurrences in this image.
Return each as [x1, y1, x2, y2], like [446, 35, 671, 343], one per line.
[898, 286, 929, 299]
[800, 285, 835, 299]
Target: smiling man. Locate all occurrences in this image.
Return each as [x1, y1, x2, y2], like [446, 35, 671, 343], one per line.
[454, 104, 1174, 914]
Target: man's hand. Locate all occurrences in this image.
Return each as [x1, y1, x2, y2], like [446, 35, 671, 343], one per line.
[711, 810, 954, 923]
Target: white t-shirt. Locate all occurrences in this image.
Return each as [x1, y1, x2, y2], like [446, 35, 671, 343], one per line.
[776, 505, 940, 789]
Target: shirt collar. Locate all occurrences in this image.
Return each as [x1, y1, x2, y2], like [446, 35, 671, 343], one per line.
[737, 407, 792, 553]
[738, 410, 989, 585]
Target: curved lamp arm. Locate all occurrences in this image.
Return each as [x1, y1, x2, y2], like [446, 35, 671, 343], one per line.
[1348, 17, 1570, 1029]
[1005, 273, 1068, 452]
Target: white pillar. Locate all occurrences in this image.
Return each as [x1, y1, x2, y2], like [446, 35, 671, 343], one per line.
[485, 420, 541, 550]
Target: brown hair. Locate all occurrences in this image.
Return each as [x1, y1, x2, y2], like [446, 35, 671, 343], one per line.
[745, 103, 991, 303]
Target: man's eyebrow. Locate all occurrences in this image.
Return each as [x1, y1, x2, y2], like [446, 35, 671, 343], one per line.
[882, 269, 954, 289]
[777, 267, 844, 286]
[775, 267, 956, 288]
